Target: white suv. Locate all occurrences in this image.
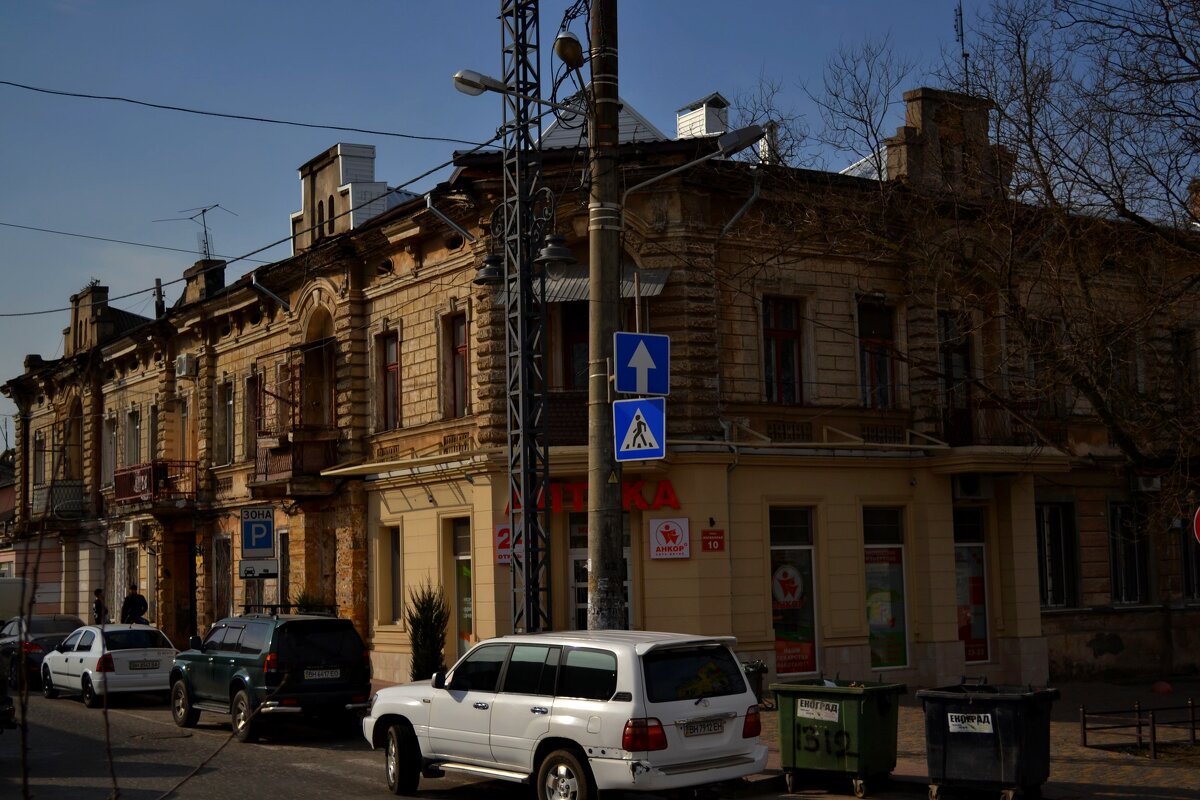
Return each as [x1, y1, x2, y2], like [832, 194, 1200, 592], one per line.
[363, 630, 767, 799]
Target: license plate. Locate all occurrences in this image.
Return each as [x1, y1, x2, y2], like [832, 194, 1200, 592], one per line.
[304, 668, 340, 680]
[682, 719, 724, 737]
[129, 660, 159, 670]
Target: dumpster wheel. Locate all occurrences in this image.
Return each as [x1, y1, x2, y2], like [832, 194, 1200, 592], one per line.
[927, 785, 939, 800]
[851, 777, 866, 798]
[784, 770, 795, 793]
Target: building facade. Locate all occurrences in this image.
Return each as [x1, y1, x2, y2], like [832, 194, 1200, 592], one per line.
[4, 89, 1199, 686]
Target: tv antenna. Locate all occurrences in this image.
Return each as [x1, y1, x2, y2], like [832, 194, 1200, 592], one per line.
[153, 203, 237, 260]
[954, 0, 971, 93]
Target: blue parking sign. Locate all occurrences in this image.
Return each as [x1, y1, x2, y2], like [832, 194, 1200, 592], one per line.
[241, 507, 275, 559]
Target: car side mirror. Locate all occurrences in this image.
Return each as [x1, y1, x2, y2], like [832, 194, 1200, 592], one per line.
[188, 635, 203, 651]
[431, 672, 447, 690]
[57, 643, 68, 653]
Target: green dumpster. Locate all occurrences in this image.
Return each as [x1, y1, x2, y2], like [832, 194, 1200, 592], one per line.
[771, 679, 907, 798]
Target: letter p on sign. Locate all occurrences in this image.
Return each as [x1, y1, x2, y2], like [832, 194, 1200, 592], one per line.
[241, 507, 276, 559]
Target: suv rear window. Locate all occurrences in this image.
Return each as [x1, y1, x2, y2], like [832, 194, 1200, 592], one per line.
[642, 645, 746, 703]
[274, 620, 363, 663]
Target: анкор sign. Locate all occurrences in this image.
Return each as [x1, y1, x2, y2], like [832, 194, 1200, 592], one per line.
[241, 507, 275, 560]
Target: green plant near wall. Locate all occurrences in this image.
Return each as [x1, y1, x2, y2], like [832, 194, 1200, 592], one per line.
[290, 589, 334, 615]
[407, 581, 449, 681]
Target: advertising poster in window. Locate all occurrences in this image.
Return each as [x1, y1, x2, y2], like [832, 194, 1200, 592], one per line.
[772, 549, 816, 673]
[955, 544, 989, 662]
[865, 546, 907, 668]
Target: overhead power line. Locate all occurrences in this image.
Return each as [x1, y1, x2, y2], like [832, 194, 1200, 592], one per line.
[0, 221, 273, 263]
[0, 79, 496, 148]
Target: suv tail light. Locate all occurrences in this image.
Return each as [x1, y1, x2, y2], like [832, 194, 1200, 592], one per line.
[263, 652, 278, 674]
[96, 653, 114, 673]
[21, 641, 44, 655]
[622, 718, 668, 751]
[742, 705, 761, 738]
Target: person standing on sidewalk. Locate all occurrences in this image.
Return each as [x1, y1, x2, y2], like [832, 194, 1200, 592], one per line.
[120, 584, 148, 625]
[92, 588, 108, 625]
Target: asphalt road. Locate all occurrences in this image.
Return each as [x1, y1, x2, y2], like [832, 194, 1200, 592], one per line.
[0, 688, 517, 800]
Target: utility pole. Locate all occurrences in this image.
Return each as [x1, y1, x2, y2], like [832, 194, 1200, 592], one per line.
[586, 0, 625, 630]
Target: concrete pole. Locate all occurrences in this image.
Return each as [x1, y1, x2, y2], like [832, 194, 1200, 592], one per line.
[586, 0, 625, 630]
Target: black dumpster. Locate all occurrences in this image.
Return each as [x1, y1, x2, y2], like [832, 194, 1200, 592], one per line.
[916, 679, 1059, 800]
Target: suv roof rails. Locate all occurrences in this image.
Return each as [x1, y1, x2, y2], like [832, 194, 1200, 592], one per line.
[239, 603, 338, 618]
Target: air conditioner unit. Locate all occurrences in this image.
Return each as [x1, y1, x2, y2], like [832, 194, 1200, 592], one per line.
[952, 473, 994, 501]
[174, 353, 198, 378]
[1132, 475, 1161, 493]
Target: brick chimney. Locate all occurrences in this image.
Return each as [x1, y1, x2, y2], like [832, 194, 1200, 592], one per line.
[181, 259, 226, 306]
[885, 88, 1012, 196]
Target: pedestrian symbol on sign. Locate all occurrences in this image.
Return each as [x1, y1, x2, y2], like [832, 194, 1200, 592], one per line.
[620, 408, 659, 453]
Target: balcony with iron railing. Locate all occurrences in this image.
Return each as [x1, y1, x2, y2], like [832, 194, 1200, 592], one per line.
[941, 398, 1069, 448]
[112, 461, 198, 509]
[29, 480, 87, 521]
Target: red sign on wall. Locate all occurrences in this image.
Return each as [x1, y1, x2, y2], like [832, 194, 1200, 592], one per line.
[701, 529, 725, 552]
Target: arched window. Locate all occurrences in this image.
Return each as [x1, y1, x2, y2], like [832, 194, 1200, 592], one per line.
[316, 200, 325, 239]
[327, 195, 335, 235]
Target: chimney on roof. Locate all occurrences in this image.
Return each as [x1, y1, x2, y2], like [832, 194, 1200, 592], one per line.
[676, 92, 729, 139]
[64, 282, 109, 357]
[182, 259, 226, 306]
[884, 87, 1012, 197]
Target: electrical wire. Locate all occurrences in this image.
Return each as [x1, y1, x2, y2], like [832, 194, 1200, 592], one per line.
[0, 79, 496, 148]
[0, 221, 273, 263]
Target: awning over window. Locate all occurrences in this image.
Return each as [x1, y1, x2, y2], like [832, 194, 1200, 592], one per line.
[493, 265, 671, 304]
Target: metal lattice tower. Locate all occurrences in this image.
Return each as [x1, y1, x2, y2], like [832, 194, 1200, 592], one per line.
[499, 0, 551, 633]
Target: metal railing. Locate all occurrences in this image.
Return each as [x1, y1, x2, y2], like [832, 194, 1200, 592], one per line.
[30, 480, 86, 519]
[1080, 699, 1199, 759]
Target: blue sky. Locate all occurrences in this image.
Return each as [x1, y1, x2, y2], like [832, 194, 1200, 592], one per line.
[0, 0, 960, 435]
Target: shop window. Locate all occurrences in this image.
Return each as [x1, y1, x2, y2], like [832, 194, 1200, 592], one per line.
[1109, 502, 1149, 604]
[215, 381, 234, 466]
[763, 296, 804, 404]
[452, 517, 473, 658]
[443, 312, 469, 418]
[386, 526, 402, 624]
[1036, 503, 1078, 608]
[124, 408, 141, 466]
[769, 506, 816, 674]
[953, 508, 989, 662]
[863, 507, 907, 669]
[858, 301, 897, 409]
[379, 331, 401, 431]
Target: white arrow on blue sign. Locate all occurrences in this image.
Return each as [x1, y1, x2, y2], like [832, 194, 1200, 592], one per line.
[614, 331, 670, 395]
[614, 397, 666, 462]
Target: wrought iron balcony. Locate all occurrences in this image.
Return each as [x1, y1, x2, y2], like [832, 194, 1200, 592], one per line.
[113, 461, 198, 506]
[30, 480, 87, 520]
[254, 440, 339, 484]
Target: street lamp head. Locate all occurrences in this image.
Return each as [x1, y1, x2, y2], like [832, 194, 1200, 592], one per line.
[453, 69, 507, 97]
[473, 253, 504, 286]
[553, 30, 585, 70]
[533, 234, 577, 279]
[716, 125, 766, 158]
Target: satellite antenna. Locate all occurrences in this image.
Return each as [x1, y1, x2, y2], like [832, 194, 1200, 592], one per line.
[153, 203, 237, 260]
[954, 0, 971, 93]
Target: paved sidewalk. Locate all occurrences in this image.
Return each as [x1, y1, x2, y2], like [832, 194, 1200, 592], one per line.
[755, 678, 1200, 800]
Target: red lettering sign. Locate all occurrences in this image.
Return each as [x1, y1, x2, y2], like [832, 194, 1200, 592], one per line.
[701, 529, 725, 552]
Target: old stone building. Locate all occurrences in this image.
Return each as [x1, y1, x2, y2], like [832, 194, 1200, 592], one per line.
[3, 88, 1198, 685]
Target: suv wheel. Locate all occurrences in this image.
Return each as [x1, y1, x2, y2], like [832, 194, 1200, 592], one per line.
[81, 676, 101, 709]
[538, 749, 592, 800]
[172, 680, 199, 727]
[385, 722, 420, 795]
[41, 666, 57, 699]
[231, 689, 259, 742]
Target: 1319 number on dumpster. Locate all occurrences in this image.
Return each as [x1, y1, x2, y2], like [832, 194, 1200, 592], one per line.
[796, 724, 859, 758]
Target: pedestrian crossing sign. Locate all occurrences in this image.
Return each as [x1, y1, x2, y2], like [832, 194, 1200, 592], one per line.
[613, 397, 666, 462]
